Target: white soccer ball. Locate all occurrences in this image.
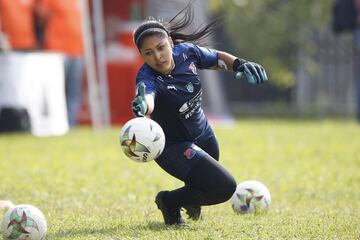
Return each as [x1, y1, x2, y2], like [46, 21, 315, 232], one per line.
[119, 117, 165, 163]
[1, 204, 47, 240]
[230, 180, 271, 214]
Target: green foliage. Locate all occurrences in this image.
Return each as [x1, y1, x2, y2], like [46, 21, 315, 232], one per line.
[0, 120, 359, 239]
[209, 0, 334, 89]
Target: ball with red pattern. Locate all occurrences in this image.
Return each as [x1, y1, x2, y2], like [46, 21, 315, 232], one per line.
[1, 204, 47, 240]
[119, 117, 165, 163]
[230, 180, 271, 214]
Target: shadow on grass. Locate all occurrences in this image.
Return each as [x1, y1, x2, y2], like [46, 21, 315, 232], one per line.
[48, 225, 124, 239]
[48, 221, 194, 239]
[132, 221, 195, 231]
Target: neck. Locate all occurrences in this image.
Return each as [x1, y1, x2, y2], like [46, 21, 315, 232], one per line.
[164, 59, 175, 76]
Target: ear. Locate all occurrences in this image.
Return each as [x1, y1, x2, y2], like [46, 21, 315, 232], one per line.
[168, 37, 174, 48]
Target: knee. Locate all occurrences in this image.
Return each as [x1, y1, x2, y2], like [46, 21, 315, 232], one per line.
[220, 177, 237, 201]
[208, 176, 237, 204]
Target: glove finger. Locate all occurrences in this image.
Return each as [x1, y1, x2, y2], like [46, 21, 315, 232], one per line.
[132, 98, 139, 107]
[248, 64, 262, 83]
[135, 84, 139, 96]
[246, 74, 256, 84]
[132, 104, 140, 113]
[132, 105, 144, 117]
[132, 95, 148, 116]
[256, 67, 264, 83]
[235, 71, 244, 80]
[243, 65, 256, 84]
[138, 82, 146, 97]
[255, 65, 268, 83]
[136, 111, 144, 117]
[261, 67, 268, 81]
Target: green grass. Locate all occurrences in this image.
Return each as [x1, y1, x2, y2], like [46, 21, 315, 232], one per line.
[0, 119, 359, 239]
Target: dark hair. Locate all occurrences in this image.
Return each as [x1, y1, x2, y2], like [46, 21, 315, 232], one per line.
[133, 1, 222, 49]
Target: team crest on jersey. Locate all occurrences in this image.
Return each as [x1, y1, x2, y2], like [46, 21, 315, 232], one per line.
[189, 62, 197, 74]
[185, 82, 194, 93]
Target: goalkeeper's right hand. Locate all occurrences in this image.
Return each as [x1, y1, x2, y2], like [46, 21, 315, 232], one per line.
[132, 82, 148, 117]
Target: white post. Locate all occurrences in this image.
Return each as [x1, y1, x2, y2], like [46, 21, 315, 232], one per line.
[92, 0, 111, 127]
[80, 0, 103, 129]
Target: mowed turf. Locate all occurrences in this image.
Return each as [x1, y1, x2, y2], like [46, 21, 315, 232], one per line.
[0, 119, 359, 240]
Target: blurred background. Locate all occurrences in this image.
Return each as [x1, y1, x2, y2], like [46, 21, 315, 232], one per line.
[0, 0, 356, 136]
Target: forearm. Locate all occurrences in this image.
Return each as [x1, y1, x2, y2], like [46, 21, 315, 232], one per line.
[214, 51, 239, 72]
[144, 94, 154, 115]
[213, 50, 268, 84]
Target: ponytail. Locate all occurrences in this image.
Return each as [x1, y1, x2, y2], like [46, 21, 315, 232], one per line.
[133, 1, 222, 49]
[166, 1, 222, 46]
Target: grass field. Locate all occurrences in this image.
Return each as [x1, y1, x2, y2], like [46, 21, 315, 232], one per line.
[0, 119, 359, 239]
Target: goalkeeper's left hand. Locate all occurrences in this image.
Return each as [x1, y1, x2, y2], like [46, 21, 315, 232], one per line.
[233, 59, 268, 84]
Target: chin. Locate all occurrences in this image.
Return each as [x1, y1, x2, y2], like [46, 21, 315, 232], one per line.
[158, 66, 171, 75]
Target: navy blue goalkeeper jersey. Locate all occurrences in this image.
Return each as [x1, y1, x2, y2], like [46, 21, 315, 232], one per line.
[136, 42, 218, 145]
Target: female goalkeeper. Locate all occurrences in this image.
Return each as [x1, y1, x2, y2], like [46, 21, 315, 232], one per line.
[131, 3, 268, 225]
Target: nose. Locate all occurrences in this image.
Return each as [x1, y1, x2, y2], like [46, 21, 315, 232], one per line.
[154, 51, 162, 61]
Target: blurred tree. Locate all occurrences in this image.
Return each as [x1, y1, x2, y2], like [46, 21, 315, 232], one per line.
[208, 0, 334, 89]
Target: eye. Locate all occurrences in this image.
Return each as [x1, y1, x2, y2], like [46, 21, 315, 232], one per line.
[158, 45, 165, 51]
[144, 51, 152, 56]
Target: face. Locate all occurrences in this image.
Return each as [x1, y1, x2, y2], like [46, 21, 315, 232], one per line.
[139, 35, 174, 75]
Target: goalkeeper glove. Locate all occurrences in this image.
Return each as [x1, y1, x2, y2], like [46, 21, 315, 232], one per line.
[132, 82, 148, 117]
[233, 58, 268, 84]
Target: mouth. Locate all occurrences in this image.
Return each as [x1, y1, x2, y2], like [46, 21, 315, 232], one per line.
[156, 61, 167, 68]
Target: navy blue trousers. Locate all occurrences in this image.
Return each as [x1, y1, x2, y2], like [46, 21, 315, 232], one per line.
[155, 130, 237, 208]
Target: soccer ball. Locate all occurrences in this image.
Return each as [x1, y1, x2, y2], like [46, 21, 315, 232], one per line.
[119, 117, 165, 163]
[230, 180, 271, 214]
[1, 204, 47, 240]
